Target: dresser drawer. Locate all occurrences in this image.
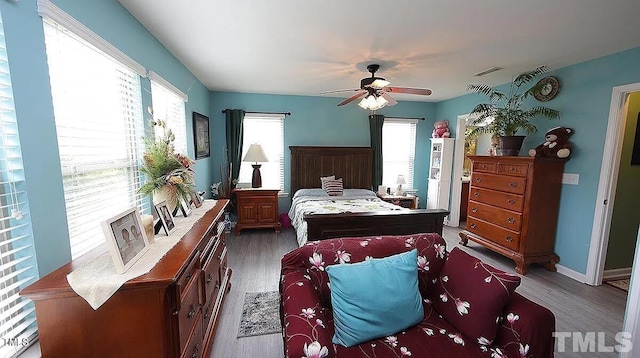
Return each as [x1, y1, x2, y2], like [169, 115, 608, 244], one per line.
[219, 246, 228, 284]
[469, 186, 524, 212]
[497, 163, 529, 177]
[180, 313, 203, 358]
[466, 217, 520, 251]
[177, 256, 200, 299]
[178, 275, 202, 353]
[468, 200, 522, 231]
[473, 160, 497, 173]
[471, 173, 526, 195]
[202, 242, 221, 305]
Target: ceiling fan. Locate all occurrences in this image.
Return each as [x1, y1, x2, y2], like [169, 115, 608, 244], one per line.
[321, 64, 432, 110]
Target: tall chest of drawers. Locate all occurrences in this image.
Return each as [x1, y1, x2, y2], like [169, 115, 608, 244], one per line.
[459, 156, 566, 274]
[21, 200, 231, 358]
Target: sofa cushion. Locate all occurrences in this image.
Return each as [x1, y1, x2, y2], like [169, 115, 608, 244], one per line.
[432, 247, 521, 346]
[326, 249, 424, 347]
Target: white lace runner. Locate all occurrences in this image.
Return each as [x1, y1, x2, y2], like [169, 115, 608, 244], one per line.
[66, 200, 218, 309]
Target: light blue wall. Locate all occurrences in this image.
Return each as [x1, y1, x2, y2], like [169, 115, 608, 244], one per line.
[436, 46, 640, 274]
[1, 0, 210, 276]
[209, 92, 437, 212]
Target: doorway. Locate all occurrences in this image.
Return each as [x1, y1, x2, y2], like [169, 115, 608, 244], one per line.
[587, 83, 640, 286]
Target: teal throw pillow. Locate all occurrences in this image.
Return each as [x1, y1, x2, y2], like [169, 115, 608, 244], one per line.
[326, 249, 423, 347]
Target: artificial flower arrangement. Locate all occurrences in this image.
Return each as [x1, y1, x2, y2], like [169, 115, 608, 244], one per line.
[139, 119, 195, 207]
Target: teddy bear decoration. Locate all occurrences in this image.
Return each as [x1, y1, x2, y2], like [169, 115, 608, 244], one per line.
[528, 126, 574, 159]
[432, 120, 451, 138]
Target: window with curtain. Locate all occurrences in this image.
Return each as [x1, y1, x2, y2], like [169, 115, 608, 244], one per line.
[150, 72, 187, 155]
[238, 114, 284, 191]
[0, 11, 40, 357]
[43, 18, 147, 259]
[382, 118, 417, 190]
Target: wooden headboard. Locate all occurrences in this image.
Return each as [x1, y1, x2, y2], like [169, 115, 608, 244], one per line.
[290, 146, 373, 195]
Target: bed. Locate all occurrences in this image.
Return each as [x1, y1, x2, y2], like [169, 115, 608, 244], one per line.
[289, 146, 449, 245]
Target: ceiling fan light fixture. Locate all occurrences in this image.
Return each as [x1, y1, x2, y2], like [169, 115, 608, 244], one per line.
[358, 93, 388, 111]
[370, 78, 390, 88]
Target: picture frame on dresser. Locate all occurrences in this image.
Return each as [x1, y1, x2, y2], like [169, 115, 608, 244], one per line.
[191, 191, 203, 208]
[179, 196, 192, 217]
[101, 207, 150, 274]
[155, 201, 176, 236]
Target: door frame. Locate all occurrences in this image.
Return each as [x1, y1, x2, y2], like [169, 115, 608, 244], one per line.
[586, 82, 640, 285]
[448, 114, 470, 228]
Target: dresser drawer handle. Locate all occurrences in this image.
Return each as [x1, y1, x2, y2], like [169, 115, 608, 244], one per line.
[475, 178, 482, 183]
[474, 192, 480, 197]
[510, 167, 516, 171]
[204, 308, 211, 320]
[187, 305, 196, 319]
[215, 282, 221, 290]
[509, 182, 518, 188]
[191, 344, 199, 358]
[505, 236, 514, 242]
[471, 208, 478, 213]
[184, 273, 192, 283]
[507, 217, 515, 224]
[206, 273, 213, 284]
[508, 199, 516, 204]
[470, 223, 477, 229]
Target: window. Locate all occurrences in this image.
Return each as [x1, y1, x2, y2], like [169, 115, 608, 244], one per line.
[43, 18, 146, 259]
[238, 114, 284, 191]
[382, 118, 417, 190]
[0, 10, 40, 357]
[150, 71, 188, 154]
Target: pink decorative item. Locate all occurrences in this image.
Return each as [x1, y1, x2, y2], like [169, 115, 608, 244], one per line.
[432, 120, 451, 138]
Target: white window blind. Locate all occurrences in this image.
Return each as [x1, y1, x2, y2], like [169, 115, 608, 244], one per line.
[0, 11, 40, 358]
[150, 73, 187, 155]
[382, 118, 417, 190]
[239, 114, 284, 191]
[43, 18, 147, 259]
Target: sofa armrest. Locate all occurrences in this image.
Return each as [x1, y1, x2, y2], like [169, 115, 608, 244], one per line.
[491, 293, 555, 358]
[281, 270, 334, 358]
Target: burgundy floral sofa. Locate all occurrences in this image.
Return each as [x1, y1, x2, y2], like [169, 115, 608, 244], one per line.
[280, 233, 555, 358]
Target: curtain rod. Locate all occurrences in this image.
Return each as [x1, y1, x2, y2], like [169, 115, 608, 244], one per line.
[383, 116, 426, 121]
[222, 109, 291, 116]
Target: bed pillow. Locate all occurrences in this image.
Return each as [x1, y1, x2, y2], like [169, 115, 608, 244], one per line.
[324, 178, 344, 196]
[292, 188, 328, 199]
[326, 249, 423, 347]
[320, 175, 335, 190]
[342, 189, 377, 197]
[432, 247, 521, 346]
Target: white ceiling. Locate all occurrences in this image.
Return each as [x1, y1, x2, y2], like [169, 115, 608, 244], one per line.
[119, 0, 640, 102]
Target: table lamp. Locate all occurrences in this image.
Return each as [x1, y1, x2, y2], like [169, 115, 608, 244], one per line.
[243, 143, 269, 188]
[396, 174, 406, 195]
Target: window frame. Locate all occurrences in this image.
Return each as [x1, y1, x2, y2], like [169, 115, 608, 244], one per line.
[382, 117, 418, 190]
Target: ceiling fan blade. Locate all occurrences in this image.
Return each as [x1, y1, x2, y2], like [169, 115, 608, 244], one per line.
[380, 92, 398, 106]
[320, 89, 361, 95]
[337, 90, 366, 106]
[384, 87, 432, 96]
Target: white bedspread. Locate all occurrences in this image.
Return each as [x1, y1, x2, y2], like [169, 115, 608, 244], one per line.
[288, 192, 404, 246]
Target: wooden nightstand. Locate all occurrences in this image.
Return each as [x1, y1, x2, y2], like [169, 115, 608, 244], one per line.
[233, 188, 281, 235]
[377, 194, 418, 209]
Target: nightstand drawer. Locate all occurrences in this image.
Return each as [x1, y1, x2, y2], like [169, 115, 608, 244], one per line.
[471, 173, 526, 195]
[469, 187, 524, 212]
[468, 200, 522, 231]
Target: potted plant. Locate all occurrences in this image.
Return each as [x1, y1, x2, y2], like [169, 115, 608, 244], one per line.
[467, 66, 560, 156]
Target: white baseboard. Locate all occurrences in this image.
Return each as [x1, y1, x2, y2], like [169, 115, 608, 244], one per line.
[603, 267, 632, 280]
[556, 264, 588, 284]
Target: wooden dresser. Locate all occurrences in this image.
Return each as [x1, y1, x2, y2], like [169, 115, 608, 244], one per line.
[21, 200, 231, 358]
[233, 188, 281, 235]
[459, 156, 566, 274]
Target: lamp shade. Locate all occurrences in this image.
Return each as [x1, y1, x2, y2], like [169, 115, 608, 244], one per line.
[396, 174, 406, 185]
[243, 143, 269, 163]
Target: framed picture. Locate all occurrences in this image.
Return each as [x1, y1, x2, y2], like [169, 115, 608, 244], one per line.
[154, 201, 176, 236]
[193, 112, 210, 159]
[101, 207, 150, 274]
[191, 191, 203, 208]
[180, 196, 192, 217]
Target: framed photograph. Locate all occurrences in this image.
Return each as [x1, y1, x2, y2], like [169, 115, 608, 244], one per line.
[154, 201, 176, 236]
[179, 196, 192, 217]
[193, 112, 210, 159]
[101, 207, 150, 274]
[191, 191, 203, 208]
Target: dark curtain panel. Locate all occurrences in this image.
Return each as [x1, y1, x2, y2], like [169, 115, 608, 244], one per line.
[369, 114, 385, 189]
[224, 109, 245, 188]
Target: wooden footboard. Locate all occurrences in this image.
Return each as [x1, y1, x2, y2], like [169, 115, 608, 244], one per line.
[304, 209, 449, 241]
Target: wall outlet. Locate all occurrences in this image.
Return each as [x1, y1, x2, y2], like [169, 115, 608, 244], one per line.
[562, 173, 580, 185]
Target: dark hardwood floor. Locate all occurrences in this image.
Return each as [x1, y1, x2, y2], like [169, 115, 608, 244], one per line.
[209, 226, 628, 358]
